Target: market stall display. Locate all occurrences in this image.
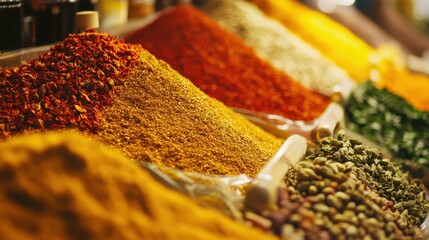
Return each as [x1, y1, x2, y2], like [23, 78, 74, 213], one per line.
[200, 0, 355, 98]
[1, 2, 429, 240]
[125, 5, 330, 122]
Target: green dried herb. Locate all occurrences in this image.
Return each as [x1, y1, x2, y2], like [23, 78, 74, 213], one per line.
[346, 81, 429, 165]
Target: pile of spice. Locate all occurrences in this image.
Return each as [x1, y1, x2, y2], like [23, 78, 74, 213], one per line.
[0, 131, 278, 240]
[125, 5, 330, 121]
[0, 30, 140, 138]
[346, 81, 429, 166]
[245, 131, 429, 239]
[250, 0, 374, 83]
[200, 0, 355, 96]
[97, 48, 282, 177]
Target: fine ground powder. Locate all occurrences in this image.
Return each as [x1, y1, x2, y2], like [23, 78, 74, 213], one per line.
[97, 50, 282, 177]
[0, 131, 278, 240]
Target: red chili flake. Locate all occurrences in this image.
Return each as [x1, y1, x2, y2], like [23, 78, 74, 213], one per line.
[0, 30, 142, 139]
[126, 6, 330, 121]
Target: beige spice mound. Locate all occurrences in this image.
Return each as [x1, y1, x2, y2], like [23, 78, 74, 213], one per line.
[0, 131, 278, 240]
[97, 50, 282, 177]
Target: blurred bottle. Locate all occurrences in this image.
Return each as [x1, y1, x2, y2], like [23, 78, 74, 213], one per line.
[32, 0, 78, 46]
[0, 0, 25, 51]
[78, 0, 97, 11]
[393, 0, 415, 21]
[98, 0, 128, 29]
[128, 0, 154, 19]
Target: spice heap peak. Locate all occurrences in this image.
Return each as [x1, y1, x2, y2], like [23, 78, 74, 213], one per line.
[0, 30, 140, 138]
[126, 5, 330, 121]
[97, 48, 282, 176]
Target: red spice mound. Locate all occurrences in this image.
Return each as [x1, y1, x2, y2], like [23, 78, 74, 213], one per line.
[126, 5, 330, 121]
[0, 30, 140, 138]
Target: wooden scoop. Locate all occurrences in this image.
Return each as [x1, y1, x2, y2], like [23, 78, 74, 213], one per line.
[313, 102, 344, 142]
[244, 135, 307, 213]
[232, 102, 344, 143]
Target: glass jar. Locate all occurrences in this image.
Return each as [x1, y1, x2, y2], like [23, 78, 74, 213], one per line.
[32, 0, 78, 46]
[98, 0, 128, 29]
[128, 0, 154, 19]
[0, 0, 24, 51]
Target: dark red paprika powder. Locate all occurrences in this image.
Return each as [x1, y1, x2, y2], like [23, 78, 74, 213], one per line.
[0, 30, 141, 139]
[126, 5, 330, 121]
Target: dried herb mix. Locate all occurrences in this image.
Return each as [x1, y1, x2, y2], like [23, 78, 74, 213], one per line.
[126, 5, 330, 121]
[0, 131, 278, 240]
[346, 81, 429, 165]
[246, 131, 429, 239]
[0, 30, 139, 138]
[97, 49, 282, 177]
[201, 0, 353, 96]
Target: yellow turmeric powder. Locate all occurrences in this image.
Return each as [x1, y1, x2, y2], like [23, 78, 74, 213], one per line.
[378, 68, 429, 111]
[0, 131, 277, 240]
[250, 0, 374, 82]
[369, 45, 429, 111]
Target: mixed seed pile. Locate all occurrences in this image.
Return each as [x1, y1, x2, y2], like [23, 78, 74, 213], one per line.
[246, 131, 429, 239]
[346, 81, 429, 165]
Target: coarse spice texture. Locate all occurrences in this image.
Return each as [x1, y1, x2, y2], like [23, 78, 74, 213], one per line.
[250, 0, 374, 83]
[126, 5, 330, 121]
[248, 131, 429, 239]
[0, 131, 278, 240]
[0, 30, 139, 139]
[346, 81, 429, 165]
[97, 49, 282, 177]
[201, 0, 354, 96]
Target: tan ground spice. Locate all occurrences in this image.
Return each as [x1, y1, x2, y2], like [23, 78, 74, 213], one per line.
[97, 50, 282, 177]
[0, 131, 278, 240]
